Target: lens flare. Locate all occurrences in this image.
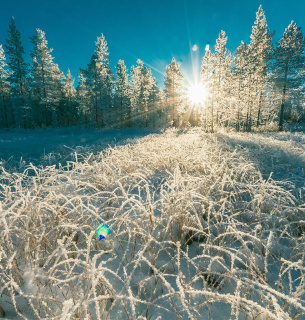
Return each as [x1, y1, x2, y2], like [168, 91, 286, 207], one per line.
[192, 44, 198, 51]
[96, 224, 111, 240]
[188, 84, 208, 104]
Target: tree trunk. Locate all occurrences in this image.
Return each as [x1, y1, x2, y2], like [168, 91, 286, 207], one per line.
[1, 94, 8, 128]
[256, 91, 263, 127]
[279, 63, 289, 132]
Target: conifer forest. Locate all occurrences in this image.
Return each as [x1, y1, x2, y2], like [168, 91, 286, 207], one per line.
[0, 6, 304, 132]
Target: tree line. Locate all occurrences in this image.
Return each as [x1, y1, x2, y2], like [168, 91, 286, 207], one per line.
[0, 5, 304, 131]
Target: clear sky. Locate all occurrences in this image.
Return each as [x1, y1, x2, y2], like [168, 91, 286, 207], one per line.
[0, 0, 304, 87]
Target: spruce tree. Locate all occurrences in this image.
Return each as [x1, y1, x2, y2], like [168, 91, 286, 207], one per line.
[273, 21, 305, 131]
[5, 17, 29, 127]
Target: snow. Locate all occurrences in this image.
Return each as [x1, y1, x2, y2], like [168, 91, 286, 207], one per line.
[0, 127, 305, 319]
[0, 127, 160, 171]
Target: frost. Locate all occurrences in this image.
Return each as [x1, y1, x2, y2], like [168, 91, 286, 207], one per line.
[0, 128, 305, 319]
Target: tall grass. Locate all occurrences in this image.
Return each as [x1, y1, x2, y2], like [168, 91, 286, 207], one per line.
[1, 128, 304, 319]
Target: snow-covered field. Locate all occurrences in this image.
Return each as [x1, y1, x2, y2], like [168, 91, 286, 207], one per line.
[1, 127, 305, 319]
[0, 128, 158, 171]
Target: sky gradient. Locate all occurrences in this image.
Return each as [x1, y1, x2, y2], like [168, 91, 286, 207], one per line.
[0, 0, 304, 87]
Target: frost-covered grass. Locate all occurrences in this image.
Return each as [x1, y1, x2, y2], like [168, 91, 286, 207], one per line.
[1, 127, 305, 319]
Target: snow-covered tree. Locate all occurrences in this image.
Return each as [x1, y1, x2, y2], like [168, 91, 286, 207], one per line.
[143, 68, 156, 127]
[148, 76, 160, 128]
[273, 21, 305, 131]
[212, 30, 231, 126]
[5, 17, 29, 127]
[0, 45, 12, 128]
[76, 70, 91, 126]
[231, 41, 250, 131]
[201, 46, 217, 132]
[83, 34, 113, 127]
[30, 29, 64, 126]
[59, 68, 78, 126]
[63, 69, 76, 100]
[248, 5, 273, 129]
[130, 59, 154, 127]
[164, 57, 184, 127]
[113, 59, 131, 128]
[154, 88, 166, 128]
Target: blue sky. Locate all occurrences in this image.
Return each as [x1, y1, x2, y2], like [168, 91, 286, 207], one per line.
[0, 0, 304, 87]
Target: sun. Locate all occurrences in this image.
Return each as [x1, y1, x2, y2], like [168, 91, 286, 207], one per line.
[188, 84, 208, 104]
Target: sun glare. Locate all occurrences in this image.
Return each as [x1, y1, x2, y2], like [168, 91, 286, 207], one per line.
[188, 84, 208, 104]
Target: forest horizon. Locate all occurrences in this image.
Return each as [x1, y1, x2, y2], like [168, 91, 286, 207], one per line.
[0, 4, 304, 132]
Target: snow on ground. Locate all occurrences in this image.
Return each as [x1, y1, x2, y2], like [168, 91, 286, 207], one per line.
[0, 127, 160, 171]
[0, 127, 305, 319]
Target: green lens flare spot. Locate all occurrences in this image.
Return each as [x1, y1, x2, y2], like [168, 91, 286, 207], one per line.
[96, 224, 111, 240]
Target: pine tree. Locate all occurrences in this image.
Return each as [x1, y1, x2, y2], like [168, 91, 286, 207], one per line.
[5, 17, 29, 127]
[30, 29, 64, 126]
[248, 5, 273, 129]
[164, 57, 184, 127]
[0, 45, 12, 128]
[83, 34, 113, 127]
[273, 21, 305, 131]
[114, 60, 131, 128]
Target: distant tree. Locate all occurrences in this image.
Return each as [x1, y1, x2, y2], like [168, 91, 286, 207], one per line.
[76, 70, 91, 126]
[142, 68, 155, 127]
[30, 29, 64, 126]
[212, 30, 231, 126]
[156, 88, 166, 127]
[273, 21, 305, 131]
[114, 59, 131, 128]
[148, 76, 160, 128]
[201, 46, 217, 132]
[63, 69, 76, 100]
[130, 59, 154, 127]
[5, 17, 29, 127]
[164, 57, 184, 127]
[0, 44, 12, 128]
[59, 68, 78, 126]
[231, 41, 250, 131]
